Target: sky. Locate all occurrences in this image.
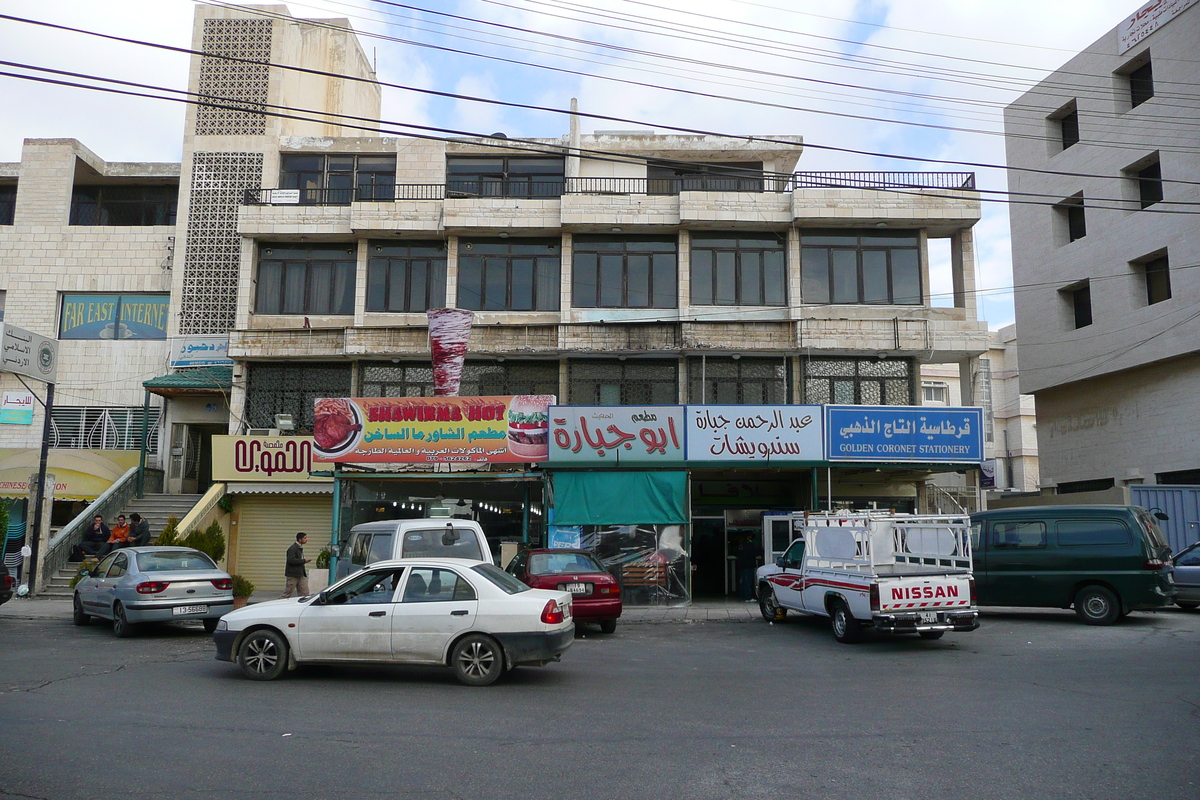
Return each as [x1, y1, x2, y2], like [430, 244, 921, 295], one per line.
[0, 0, 1151, 329]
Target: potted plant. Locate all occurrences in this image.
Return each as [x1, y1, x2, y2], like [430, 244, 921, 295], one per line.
[309, 547, 332, 594]
[230, 574, 255, 609]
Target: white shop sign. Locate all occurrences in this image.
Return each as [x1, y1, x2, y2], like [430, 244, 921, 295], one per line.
[686, 405, 823, 462]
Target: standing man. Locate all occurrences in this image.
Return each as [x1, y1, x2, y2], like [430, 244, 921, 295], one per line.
[281, 532, 312, 598]
[735, 534, 758, 601]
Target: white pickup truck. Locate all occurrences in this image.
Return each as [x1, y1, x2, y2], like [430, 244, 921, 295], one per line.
[755, 512, 979, 643]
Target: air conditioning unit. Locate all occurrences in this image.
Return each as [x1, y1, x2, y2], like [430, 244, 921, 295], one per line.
[247, 428, 280, 436]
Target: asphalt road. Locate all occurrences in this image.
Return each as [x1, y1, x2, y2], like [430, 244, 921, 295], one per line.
[1, 604, 1198, 800]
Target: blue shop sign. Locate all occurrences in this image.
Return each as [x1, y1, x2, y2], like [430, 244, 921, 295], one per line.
[826, 405, 983, 464]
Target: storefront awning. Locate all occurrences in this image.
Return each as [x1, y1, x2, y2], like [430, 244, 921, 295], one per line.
[143, 366, 233, 398]
[225, 482, 334, 495]
[551, 471, 688, 525]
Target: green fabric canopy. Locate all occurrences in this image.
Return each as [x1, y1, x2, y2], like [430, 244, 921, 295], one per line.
[551, 471, 688, 525]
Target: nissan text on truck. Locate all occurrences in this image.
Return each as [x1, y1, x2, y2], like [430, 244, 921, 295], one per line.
[756, 512, 980, 643]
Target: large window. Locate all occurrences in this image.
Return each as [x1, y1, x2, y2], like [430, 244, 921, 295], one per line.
[646, 161, 764, 194]
[256, 245, 356, 316]
[690, 233, 786, 306]
[49, 406, 161, 450]
[280, 154, 396, 203]
[1129, 60, 1154, 108]
[245, 362, 352, 434]
[1051, 102, 1079, 151]
[360, 361, 559, 398]
[572, 236, 677, 309]
[446, 156, 564, 198]
[59, 294, 169, 340]
[568, 360, 678, 405]
[802, 357, 913, 405]
[69, 185, 177, 226]
[687, 357, 786, 404]
[1062, 282, 1092, 329]
[801, 230, 921, 305]
[0, 184, 14, 225]
[1139, 253, 1171, 306]
[1134, 159, 1163, 208]
[366, 241, 447, 312]
[457, 239, 560, 311]
[1055, 194, 1086, 243]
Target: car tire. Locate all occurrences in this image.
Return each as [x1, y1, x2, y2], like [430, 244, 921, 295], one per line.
[1074, 585, 1120, 625]
[111, 603, 134, 638]
[202, 618, 220, 634]
[830, 600, 862, 644]
[758, 583, 786, 622]
[451, 634, 504, 686]
[599, 619, 617, 634]
[72, 594, 90, 626]
[918, 631, 945, 640]
[237, 629, 288, 681]
[1177, 601, 1199, 611]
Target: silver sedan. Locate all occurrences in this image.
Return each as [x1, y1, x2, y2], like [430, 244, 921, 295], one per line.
[73, 546, 235, 637]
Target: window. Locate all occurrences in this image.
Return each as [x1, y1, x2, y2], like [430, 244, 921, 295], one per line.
[1137, 253, 1171, 305]
[69, 185, 178, 226]
[1129, 60, 1154, 108]
[244, 362, 352, 434]
[472, 563, 531, 594]
[446, 156, 564, 198]
[326, 568, 406, 605]
[568, 360, 678, 405]
[0, 290, 6, 321]
[975, 357, 994, 443]
[922, 381, 948, 404]
[361, 363, 434, 397]
[360, 361, 559, 398]
[59, 294, 170, 340]
[802, 357, 913, 405]
[367, 533, 394, 563]
[1055, 478, 1114, 494]
[992, 521, 1046, 549]
[403, 567, 477, 602]
[255, 244, 356, 315]
[457, 239, 560, 311]
[279, 154, 396, 203]
[572, 236, 677, 308]
[49, 406, 161, 450]
[107, 553, 129, 578]
[690, 232, 786, 306]
[1055, 195, 1086, 243]
[800, 230, 922, 305]
[0, 184, 14, 225]
[1054, 104, 1079, 150]
[1056, 520, 1130, 547]
[687, 357, 786, 404]
[1157, 468, 1200, 484]
[1063, 282, 1092, 329]
[646, 161, 764, 194]
[366, 241, 447, 312]
[1135, 160, 1163, 208]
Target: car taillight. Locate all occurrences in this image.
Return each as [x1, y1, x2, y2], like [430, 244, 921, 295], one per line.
[136, 581, 170, 594]
[598, 583, 619, 595]
[2, 575, 13, 590]
[211, 578, 232, 590]
[1142, 558, 1166, 570]
[969, 578, 977, 604]
[869, 583, 880, 612]
[540, 599, 564, 624]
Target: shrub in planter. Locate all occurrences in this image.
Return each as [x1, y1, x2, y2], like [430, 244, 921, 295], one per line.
[156, 516, 180, 546]
[182, 520, 226, 564]
[315, 547, 332, 570]
[230, 574, 255, 608]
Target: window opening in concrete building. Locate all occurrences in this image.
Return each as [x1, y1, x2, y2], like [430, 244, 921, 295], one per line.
[1055, 194, 1086, 243]
[360, 361, 559, 398]
[1054, 104, 1080, 150]
[366, 241, 447, 312]
[457, 239, 560, 311]
[800, 229, 921, 305]
[975, 357, 994, 443]
[568, 360, 678, 405]
[49, 406, 161, 450]
[58, 293, 169, 339]
[802, 357, 913, 404]
[69, 185, 177, 226]
[0, 290, 5, 321]
[1134, 159, 1163, 208]
[687, 357, 786, 403]
[1063, 282, 1092, 329]
[1129, 60, 1154, 108]
[0, 184, 14, 224]
[1056, 478, 1115, 494]
[646, 161, 764, 194]
[446, 156, 564, 198]
[255, 244, 356, 315]
[1137, 253, 1172, 305]
[245, 362, 352, 434]
[690, 232, 786, 306]
[279, 154, 396, 203]
[1157, 468, 1200, 484]
[922, 381, 948, 404]
[572, 236, 677, 308]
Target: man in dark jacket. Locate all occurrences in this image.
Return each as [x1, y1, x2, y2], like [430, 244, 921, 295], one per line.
[124, 513, 152, 548]
[280, 532, 312, 598]
[73, 515, 110, 560]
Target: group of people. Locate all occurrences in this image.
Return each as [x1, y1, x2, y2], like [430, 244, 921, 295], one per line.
[72, 513, 152, 560]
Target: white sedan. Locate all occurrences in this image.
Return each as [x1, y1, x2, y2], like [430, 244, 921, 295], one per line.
[213, 558, 574, 686]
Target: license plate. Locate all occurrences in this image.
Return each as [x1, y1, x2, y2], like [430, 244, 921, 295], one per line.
[565, 582, 588, 594]
[173, 605, 208, 616]
[919, 611, 938, 624]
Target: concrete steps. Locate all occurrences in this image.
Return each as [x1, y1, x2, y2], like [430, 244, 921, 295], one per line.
[121, 493, 205, 539]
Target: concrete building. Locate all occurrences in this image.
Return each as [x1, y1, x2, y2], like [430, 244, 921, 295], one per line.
[1003, 0, 1200, 493]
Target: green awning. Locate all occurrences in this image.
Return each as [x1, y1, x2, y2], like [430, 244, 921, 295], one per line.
[551, 471, 688, 525]
[143, 366, 233, 398]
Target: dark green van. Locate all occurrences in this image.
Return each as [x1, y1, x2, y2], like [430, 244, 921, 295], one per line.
[969, 506, 1176, 625]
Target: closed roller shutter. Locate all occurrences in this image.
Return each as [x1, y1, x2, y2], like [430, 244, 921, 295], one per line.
[233, 495, 333, 594]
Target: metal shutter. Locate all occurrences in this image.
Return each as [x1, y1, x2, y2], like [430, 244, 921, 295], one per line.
[231, 495, 333, 594]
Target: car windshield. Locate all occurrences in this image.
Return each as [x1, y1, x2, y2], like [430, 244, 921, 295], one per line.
[1137, 511, 1170, 550]
[400, 527, 483, 560]
[528, 552, 604, 575]
[472, 563, 530, 594]
[136, 550, 217, 572]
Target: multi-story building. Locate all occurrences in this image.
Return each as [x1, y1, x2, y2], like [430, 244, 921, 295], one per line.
[1003, 0, 1200, 494]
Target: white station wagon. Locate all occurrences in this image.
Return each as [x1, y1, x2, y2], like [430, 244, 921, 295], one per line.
[213, 558, 574, 686]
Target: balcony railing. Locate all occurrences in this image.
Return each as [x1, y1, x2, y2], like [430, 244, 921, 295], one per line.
[793, 172, 976, 190]
[244, 185, 445, 205]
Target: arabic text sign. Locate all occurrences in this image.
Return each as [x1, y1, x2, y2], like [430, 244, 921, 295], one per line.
[0, 391, 34, 425]
[211, 436, 331, 482]
[170, 335, 233, 367]
[549, 406, 684, 464]
[1119, 0, 1197, 53]
[0, 323, 58, 384]
[312, 396, 554, 463]
[686, 405, 823, 462]
[826, 405, 983, 463]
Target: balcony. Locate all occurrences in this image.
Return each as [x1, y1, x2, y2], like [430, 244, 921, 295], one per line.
[793, 172, 976, 190]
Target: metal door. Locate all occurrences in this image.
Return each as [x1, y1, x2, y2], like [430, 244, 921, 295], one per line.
[1131, 485, 1200, 553]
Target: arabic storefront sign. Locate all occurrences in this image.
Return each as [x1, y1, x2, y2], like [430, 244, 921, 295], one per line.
[170, 335, 233, 368]
[1119, 0, 1197, 53]
[826, 405, 983, 463]
[0, 391, 34, 425]
[311, 395, 556, 463]
[686, 405, 823, 462]
[0, 323, 58, 384]
[211, 436, 331, 482]
[549, 406, 684, 464]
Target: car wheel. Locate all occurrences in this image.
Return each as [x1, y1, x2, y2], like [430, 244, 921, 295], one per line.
[918, 631, 945, 640]
[830, 600, 862, 644]
[599, 619, 617, 634]
[238, 629, 288, 681]
[202, 618, 220, 634]
[72, 594, 90, 626]
[1074, 585, 1120, 625]
[111, 603, 134, 638]
[451, 634, 504, 686]
[1177, 601, 1199, 611]
[758, 583, 786, 622]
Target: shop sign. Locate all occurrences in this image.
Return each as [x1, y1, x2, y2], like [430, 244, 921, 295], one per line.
[1119, 0, 1196, 53]
[211, 436, 331, 482]
[0, 449, 140, 500]
[311, 395, 555, 463]
[0, 391, 35, 425]
[1, 323, 58, 384]
[549, 405, 684, 464]
[169, 335, 233, 367]
[686, 405, 822, 462]
[826, 405, 983, 463]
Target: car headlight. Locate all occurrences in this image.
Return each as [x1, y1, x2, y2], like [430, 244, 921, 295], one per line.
[215, 619, 228, 631]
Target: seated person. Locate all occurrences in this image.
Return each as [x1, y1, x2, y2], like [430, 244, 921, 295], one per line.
[123, 513, 152, 548]
[73, 515, 110, 560]
[97, 515, 131, 557]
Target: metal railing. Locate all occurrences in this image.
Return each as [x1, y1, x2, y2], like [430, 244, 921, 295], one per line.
[38, 467, 136, 592]
[244, 185, 445, 205]
[793, 172, 976, 190]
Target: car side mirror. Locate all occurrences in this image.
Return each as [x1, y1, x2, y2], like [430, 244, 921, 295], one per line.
[1154, 511, 1169, 521]
[315, 590, 329, 605]
[775, 556, 784, 568]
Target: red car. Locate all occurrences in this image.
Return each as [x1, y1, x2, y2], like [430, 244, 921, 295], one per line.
[506, 549, 622, 633]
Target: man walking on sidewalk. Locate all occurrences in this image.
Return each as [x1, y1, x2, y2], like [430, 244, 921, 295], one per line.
[280, 532, 312, 598]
